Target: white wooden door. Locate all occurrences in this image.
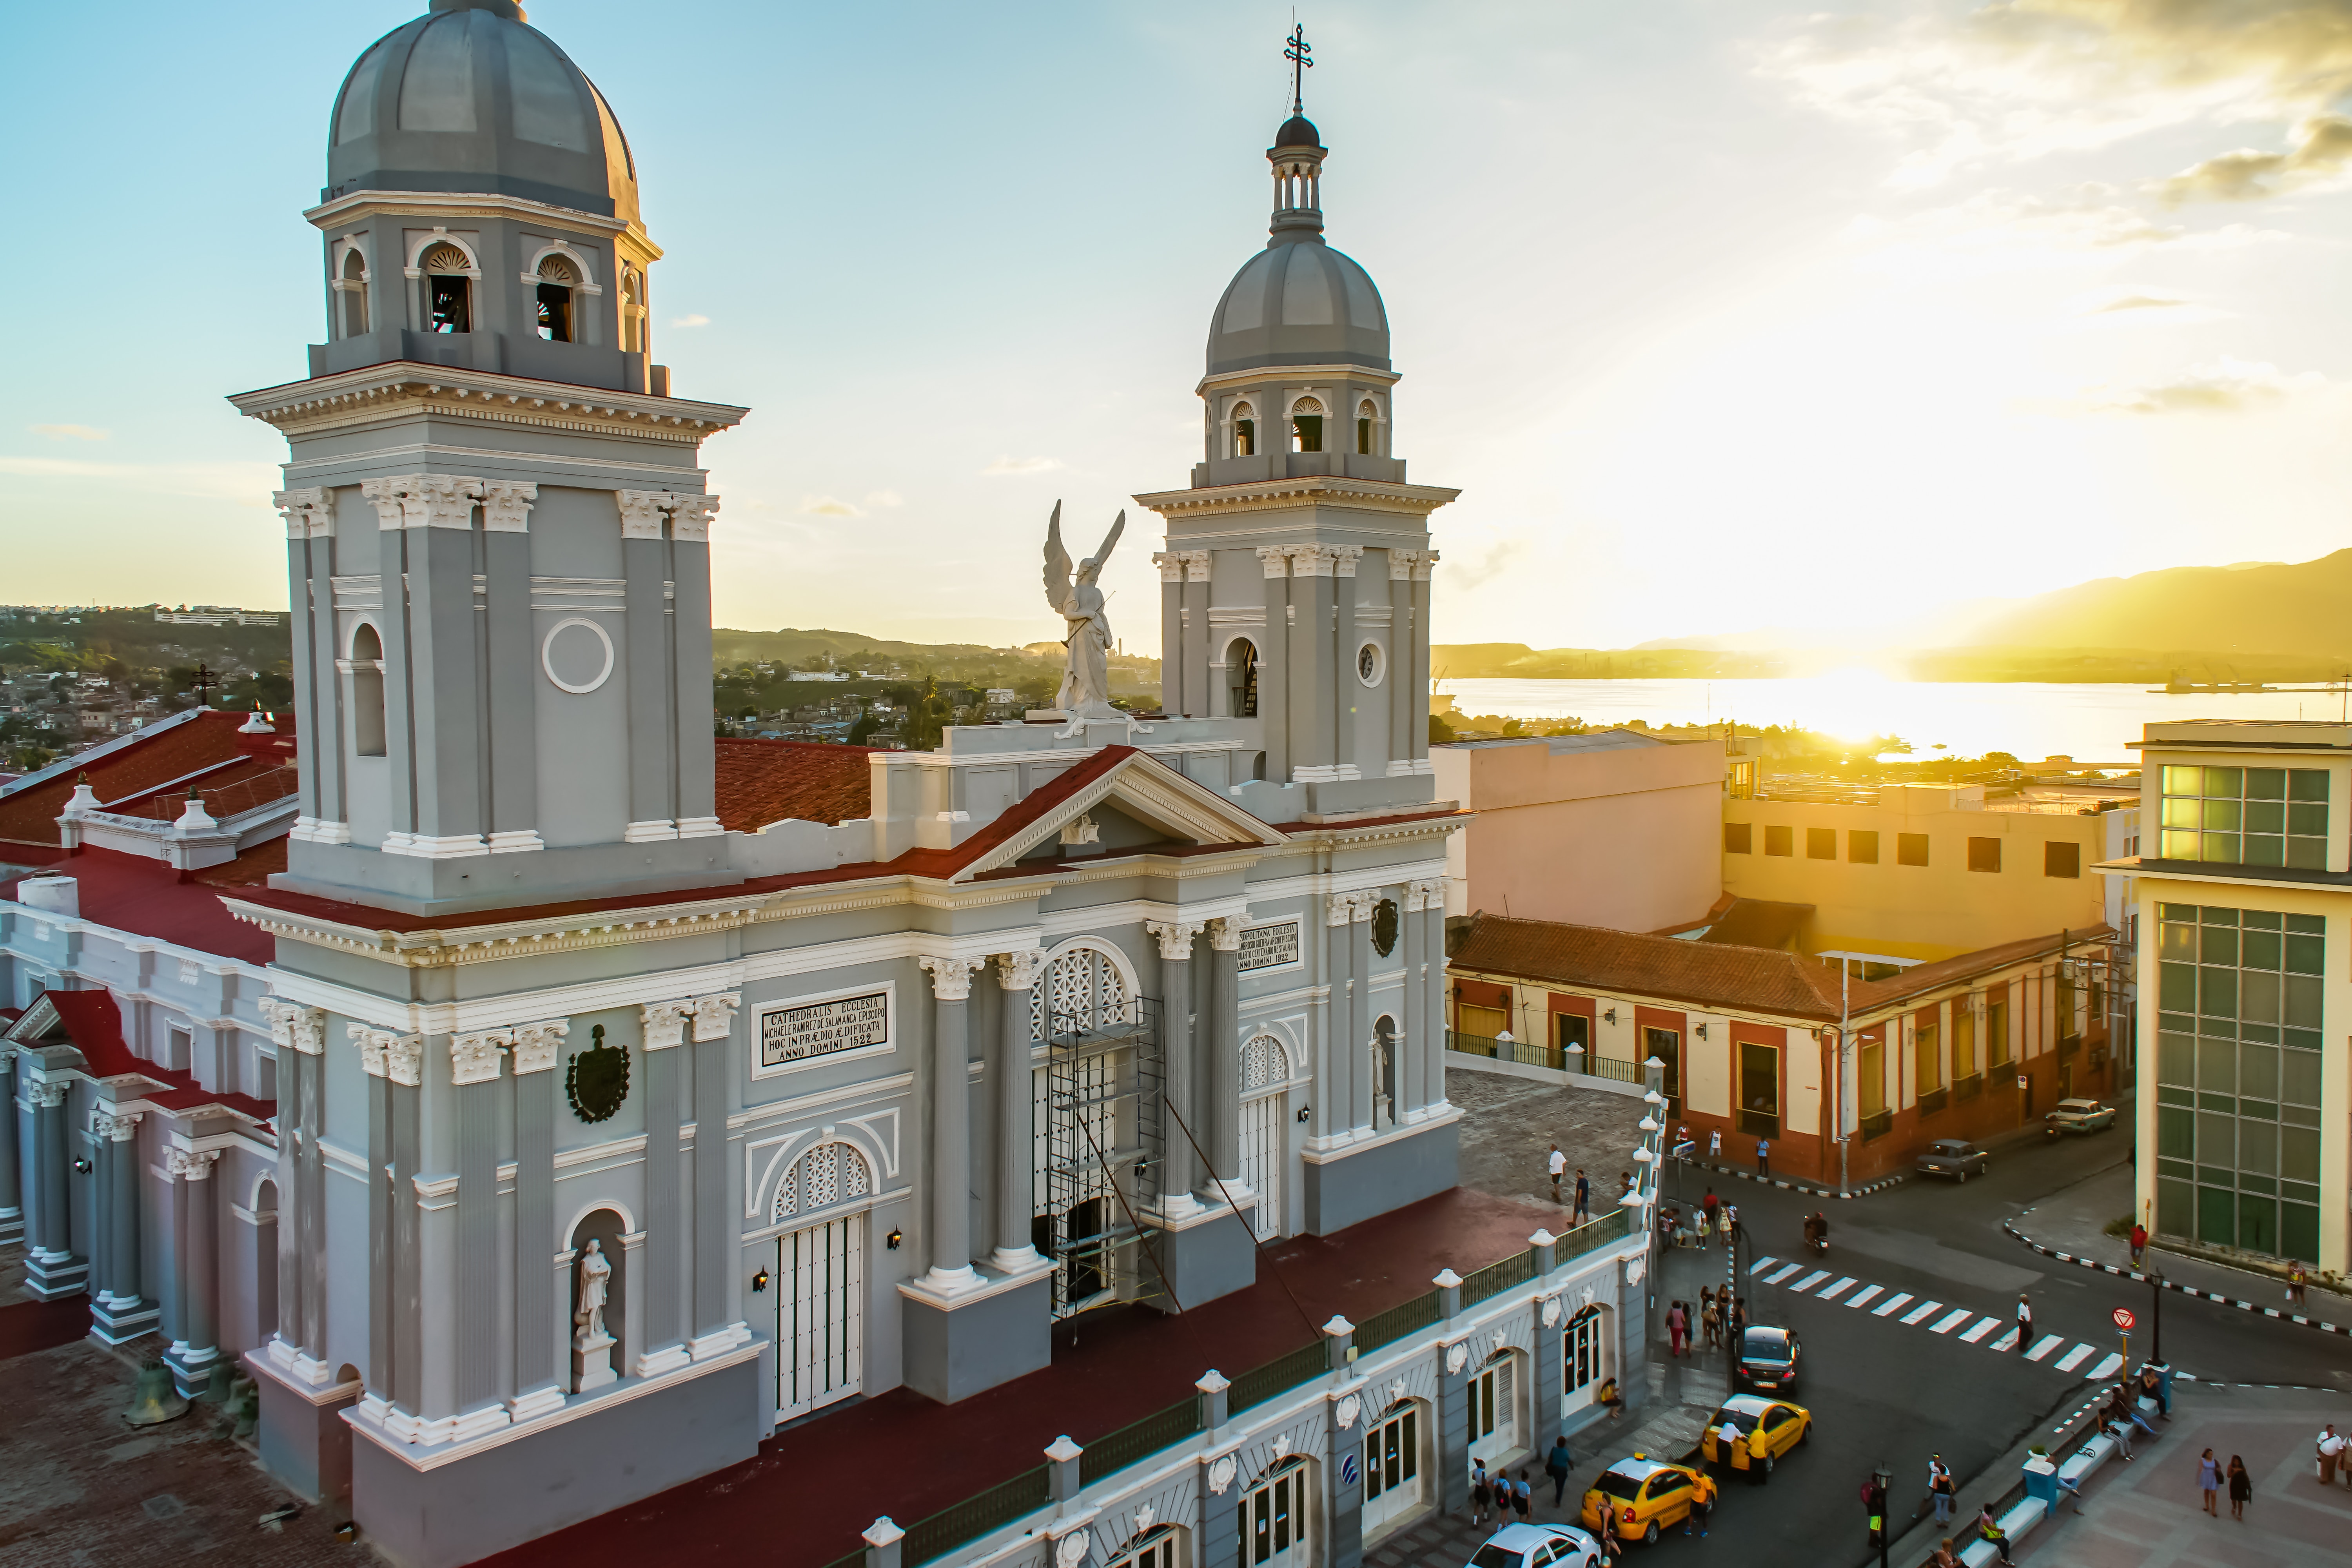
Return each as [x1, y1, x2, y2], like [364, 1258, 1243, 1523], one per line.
[1361, 1401, 1424, 1534]
[1243, 1459, 1312, 1568]
[1472, 1354, 1520, 1461]
[1239, 1090, 1285, 1238]
[777, 1215, 862, 1421]
[1561, 1309, 1605, 1419]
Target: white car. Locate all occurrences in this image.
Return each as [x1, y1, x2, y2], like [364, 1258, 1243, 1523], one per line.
[1466, 1522, 1603, 1568]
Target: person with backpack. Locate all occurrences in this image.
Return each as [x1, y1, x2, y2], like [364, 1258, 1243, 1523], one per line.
[1470, 1459, 1491, 1525]
[1513, 1469, 1534, 1522]
[1929, 1459, 1956, 1524]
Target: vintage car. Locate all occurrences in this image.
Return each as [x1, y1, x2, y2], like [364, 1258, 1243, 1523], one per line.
[1465, 1522, 1604, 1568]
[1579, 1455, 1715, 1545]
[2045, 1097, 2119, 1138]
[1916, 1138, 1991, 1181]
[1737, 1325, 1802, 1392]
[1701, 1394, 1812, 1474]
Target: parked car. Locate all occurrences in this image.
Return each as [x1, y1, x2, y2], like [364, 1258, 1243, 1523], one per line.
[2045, 1097, 2118, 1138]
[1736, 1326, 1801, 1393]
[1466, 1522, 1602, 1568]
[1579, 1455, 1715, 1546]
[1701, 1394, 1812, 1474]
[1916, 1138, 1991, 1181]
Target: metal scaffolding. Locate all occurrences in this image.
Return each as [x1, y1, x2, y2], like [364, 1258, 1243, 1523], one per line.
[1040, 994, 1165, 1316]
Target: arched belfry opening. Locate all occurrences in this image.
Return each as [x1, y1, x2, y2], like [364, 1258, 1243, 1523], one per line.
[535, 256, 576, 342]
[420, 242, 472, 334]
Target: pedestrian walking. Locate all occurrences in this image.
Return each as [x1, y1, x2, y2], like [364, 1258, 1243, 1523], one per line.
[1546, 1434, 1573, 1506]
[1701, 1287, 1721, 1351]
[2015, 1291, 2033, 1352]
[1513, 1469, 1533, 1521]
[1709, 1128, 1722, 1159]
[2198, 1448, 2222, 1515]
[1975, 1505, 2015, 1566]
[1667, 1299, 1688, 1357]
[1470, 1459, 1490, 1525]
[1597, 1499, 1624, 1561]
[2289, 1260, 2309, 1310]
[1718, 1205, 1735, 1248]
[2129, 1220, 2147, 1269]
[1929, 1458, 1955, 1524]
[1755, 1137, 1771, 1178]
[1573, 1168, 1591, 1227]
[2317, 1424, 2342, 1486]
[2227, 1455, 2250, 1521]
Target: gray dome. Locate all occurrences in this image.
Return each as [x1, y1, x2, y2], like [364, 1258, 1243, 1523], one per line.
[325, 0, 640, 222]
[1274, 114, 1323, 151]
[1206, 238, 1390, 376]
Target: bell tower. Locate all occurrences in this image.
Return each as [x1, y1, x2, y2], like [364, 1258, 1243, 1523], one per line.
[230, 0, 749, 915]
[1137, 46, 1455, 816]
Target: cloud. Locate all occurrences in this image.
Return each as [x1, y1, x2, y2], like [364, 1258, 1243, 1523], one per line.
[799, 494, 864, 517]
[2152, 114, 2352, 201]
[862, 490, 904, 508]
[1447, 537, 1532, 592]
[31, 423, 107, 441]
[2089, 292, 2188, 312]
[978, 456, 1065, 476]
[2065, 287, 2233, 325]
[1845, 188, 2286, 277]
[1759, 1, 2352, 186]
[670, 314, 710, 328]
[2082, 356, 2332, 414]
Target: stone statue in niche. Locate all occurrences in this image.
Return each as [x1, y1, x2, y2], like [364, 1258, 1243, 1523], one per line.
[1041, 501, 1126, 733]
[572, 1238, 617, 1394]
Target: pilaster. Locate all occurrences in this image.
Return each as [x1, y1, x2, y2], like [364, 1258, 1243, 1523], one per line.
[620, 491, 677, 840]
[1386, 551, 1417, 776]
[1349, 891, 1374, 1132]
[23, 1076, 85, 1299]
[1145, 921, 1206, 1213]
[480, 482, 543, 852]
[1203, 918, 1243, 1195]
[1258, 548, 1292, 782]
[1180, 550, 1212, 722]
[636, 999, 690, 1376]
[0, 1052, 18, 1245]
[90, 1109, 156, 1342]
[689, 991, 743, 1348]
[508, 1018, 566, 1419]
[991, 951, 1047, 1271]
[1152, 553, 1185, 715]
[164, 1147, 223, 1396]
[451, 1031, 506, 1430]
[1288, 546, 1337, 782]
[1332, 545, 1362, 781]
[914, 956, 985, 1291]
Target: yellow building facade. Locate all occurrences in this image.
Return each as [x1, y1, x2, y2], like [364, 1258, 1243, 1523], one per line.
[2109, 720, 2352, 1279]
[1723, 783, 2136, 966]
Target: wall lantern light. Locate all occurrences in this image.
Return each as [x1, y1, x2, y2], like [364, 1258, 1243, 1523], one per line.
[1297, 1105, 1311, 1123]
[73, 1158, 93, 1174]
[751, 1268, 770, 1293]
[886, 1228, 903, 1251]
[1603, 1008, 1617, 1025]
[1695, 1023, 1709, 1040]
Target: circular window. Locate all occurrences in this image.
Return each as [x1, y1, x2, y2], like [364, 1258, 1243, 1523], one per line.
[1357, 641, 1385, 687]
[541, 617, 615, 694]
[1372, 897, 1399, 956]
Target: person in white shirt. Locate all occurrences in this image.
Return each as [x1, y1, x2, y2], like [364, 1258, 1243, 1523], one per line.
[2319, 1425, 2345, 1487]
[1549, 1143, 1568, 1204]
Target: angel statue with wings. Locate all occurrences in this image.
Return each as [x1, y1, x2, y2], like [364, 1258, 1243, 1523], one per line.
[1042, 502, 1126, 731]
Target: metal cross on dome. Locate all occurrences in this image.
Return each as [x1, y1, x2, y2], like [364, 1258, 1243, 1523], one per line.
[1285, 23, 1313, 115]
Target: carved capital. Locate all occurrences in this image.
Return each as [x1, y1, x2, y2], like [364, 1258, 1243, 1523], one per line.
[1388, 548, 1421, 581]
[1330, 544, 1364, 578]
[1206, 916, 1243, 952]
[414, 473, 483, 529]
[509, 1019, 570, 1075]
[479, 481, 538, 533]
[1413, 548, 1440, 582]
[167, 1147, 222, 1181]
[449, 1031, 507, 1087]
[1144, 920, 1205, 962]
[917, 955, 984, 1002]
[640, 1000, 693, 1051]
[690, 991, 741, 1043]
[1181, 549, 1213, 583]
[1351, 889, 1381, 923]
[273, 487, 330, 540]
[670, 494, 720, 543]
[1152, 552, 1186, 584]
[1289, 545, 1338, 579]
[994, 949, 1048, 992]
[348, 1022, 389, 1079]
[615, 489, 671, 540]
[28, 1079, 67, 1109]
[261, 998, 327, 1056]
[92, 1110, 142, 1142]
[1256, 545, 1293, 579]
[359, 476, 412, 532]
[383, 1033, 425, 1087]
[1326, 893, 1357, 927]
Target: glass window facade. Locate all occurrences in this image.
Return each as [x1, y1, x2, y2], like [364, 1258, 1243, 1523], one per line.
[2159, 766, 2329, 868]
[2153, 902, 2325, 1264]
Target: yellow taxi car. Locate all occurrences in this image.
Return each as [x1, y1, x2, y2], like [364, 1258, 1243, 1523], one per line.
[1700, 1395, 1811, 1476]
[1578, 1454, 1716, 1545]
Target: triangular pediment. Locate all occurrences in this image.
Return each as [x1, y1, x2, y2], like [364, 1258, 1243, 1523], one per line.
[5, 995, 62, 1043]
[954, 749, 1289, 881]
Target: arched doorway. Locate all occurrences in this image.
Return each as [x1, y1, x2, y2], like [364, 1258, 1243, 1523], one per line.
[1361, 1396, 1426, 1535]
[253, 1177, 279, 1343]
[1242, 1455, 1314, 1568]
[771, 1140, 870, 1421]
[1472, 1347, 1525, 1467]
[1105, 1523, 1183, 1568]
[1562, 1305, 1609, 1420]
[1239, 1036, 1288, 1238]
[1031, 940, 1140, 1314]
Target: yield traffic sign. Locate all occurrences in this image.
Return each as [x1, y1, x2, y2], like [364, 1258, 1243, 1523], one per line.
[2112, 1307, 2136, 1332]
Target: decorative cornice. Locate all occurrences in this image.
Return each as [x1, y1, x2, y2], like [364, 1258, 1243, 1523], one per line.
[227, 363, 747, 448]
[1133, 476, 1460, 521]
[302, 189, 644, 246]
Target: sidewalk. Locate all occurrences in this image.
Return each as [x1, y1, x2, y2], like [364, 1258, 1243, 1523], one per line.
[2011, 1160, 2352, 1334]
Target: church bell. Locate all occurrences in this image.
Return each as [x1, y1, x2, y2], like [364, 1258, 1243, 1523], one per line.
[121, 1359, 190, 1427]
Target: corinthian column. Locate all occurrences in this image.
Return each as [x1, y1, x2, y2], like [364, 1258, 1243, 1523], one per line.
[918, 956, 986, 1290]
[991, 951, 1046, 1271]
[1200, 918, 1244, 1201]
[1146, 920, 1206, 1214]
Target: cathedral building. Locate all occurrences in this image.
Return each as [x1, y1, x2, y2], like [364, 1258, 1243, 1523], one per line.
[1, 5, 1652, 1565]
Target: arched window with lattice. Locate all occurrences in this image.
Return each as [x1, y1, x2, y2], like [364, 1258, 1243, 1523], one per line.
[1243, 1035, 1288, 1093]
[1030, 942, 1133, 1044]
[771, 1140, 872, 1225]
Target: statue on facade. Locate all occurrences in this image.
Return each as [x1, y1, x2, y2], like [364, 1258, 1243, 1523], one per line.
[1042, 501, 1126, 731]
[573, 1238, 611, 1341]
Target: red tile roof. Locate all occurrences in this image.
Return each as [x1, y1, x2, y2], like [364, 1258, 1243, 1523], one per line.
[0, 846, 276, 964]
[713, 739, 877, 829]
[0, 711, 298, 847]
[20, 989, 274, 1123]
[1450, 913, 1862, 1022]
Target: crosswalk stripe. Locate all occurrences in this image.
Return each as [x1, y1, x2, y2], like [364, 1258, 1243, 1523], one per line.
[2027, 1335, 2064, 1362]
[1818, 1278, 1856, 1302]
[1901, 1300, 1944, 1326]
[1960, 1318, 2000, 1343]
[1749, 1256, 1779, 1274]
[1930, 1308, 1973, 1335]
[1791, 1270, 1832, 1293]
[1873, 1292, 1912, 1317]
[1765, 1263, 1803, 1285]
[2055, 1343, 2094, 1372]
[2088, 1352, 2124, 1381]
[1846, 1284, 1882, 1309]
[1991, 1327, 2021, 1351]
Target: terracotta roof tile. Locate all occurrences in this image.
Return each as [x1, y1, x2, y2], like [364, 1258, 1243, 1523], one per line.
[0, 847, 275, 964]
[1449, 913, 1862, 1022]
[713, 739, 877, 830]
[0, 711, 298, 848]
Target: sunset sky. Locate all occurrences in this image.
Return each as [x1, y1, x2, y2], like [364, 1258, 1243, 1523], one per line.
[8, 1, 2352, 651]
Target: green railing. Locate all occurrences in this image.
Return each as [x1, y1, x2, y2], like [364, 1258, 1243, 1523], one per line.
[902, 1465, 1052, 1566]
[1461, 1247, 1536, 1307]
[1078, 1396, 1202, 1485]
[1355, 1289, 1440, 1354]
[1447, 1030, 1642, 1082]
[1557, 1206, 1632, 1262]
[1229, 1339, 1327, 1414]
